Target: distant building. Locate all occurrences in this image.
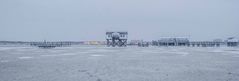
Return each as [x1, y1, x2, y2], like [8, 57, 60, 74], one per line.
[158, 38, 189, 46]
[83, 41, 106, 45]
[213, 39, 223, 42]
[152, 40, 159, 46]
[189, 41, 222, 47]
[226, 37, 239, 47]
[137, 40, 149, 47]
[129, 40, 142, 45]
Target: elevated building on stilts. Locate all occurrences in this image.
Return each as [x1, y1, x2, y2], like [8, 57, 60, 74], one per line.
[106, 32, 128, 47]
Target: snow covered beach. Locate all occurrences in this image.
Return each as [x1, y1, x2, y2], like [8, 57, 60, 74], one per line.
[0, 46, 239, 81]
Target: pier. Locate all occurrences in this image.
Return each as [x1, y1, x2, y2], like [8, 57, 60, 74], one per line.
[30, 40, 72, 48]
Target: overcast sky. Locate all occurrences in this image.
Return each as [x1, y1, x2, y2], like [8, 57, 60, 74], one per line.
[0, 0, 238, 41]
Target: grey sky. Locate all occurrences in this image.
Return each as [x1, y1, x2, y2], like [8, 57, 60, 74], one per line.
[0, 0, 238, 41]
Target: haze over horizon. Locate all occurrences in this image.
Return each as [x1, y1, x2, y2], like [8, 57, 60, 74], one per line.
[1, 0, 239, 41]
